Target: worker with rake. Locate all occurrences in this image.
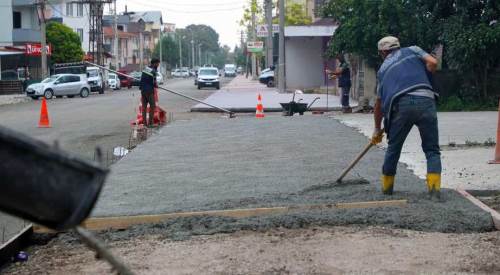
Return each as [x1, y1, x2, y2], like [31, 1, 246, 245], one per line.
[371, 36, 441, 198]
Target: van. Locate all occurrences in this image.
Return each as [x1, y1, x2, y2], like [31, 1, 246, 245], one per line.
[86, 67, 105, 94]
[224, 64, 236, 77]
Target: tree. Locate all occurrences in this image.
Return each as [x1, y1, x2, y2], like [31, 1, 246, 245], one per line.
[152, 35, 179, 69]
[46, 22, 84, 63]
[322, 0, 500, 100]
[273, 1, 312, 26]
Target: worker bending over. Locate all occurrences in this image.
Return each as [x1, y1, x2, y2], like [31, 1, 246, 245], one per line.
[140, 58, 160, 128]
[371, 36, 441, 198]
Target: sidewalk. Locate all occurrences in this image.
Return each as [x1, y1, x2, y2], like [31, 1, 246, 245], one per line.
[0, 94, 30, 107]
[191, 75, 357, 112]
[334, 112, 500, 190]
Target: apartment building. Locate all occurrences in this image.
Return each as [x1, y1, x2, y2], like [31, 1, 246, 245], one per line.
[45, 0, 90, 53]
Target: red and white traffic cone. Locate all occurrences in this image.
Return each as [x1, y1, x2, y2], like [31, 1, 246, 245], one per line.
[256, 93, 265, 118]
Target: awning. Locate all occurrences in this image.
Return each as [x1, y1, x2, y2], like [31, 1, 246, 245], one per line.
[0, 51, 24, 56]
[285, 25, 337, 37]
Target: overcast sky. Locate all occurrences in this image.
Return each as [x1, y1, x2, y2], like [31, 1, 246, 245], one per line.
[116, 0, 248, 49]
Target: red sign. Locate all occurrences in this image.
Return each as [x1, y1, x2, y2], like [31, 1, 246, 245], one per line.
[25, 43, 52, 56]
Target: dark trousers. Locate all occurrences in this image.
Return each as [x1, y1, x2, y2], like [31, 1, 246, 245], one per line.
[383, 95, 441, 176]
[341, 86, 350, 108]
[141, 92, 156, 126]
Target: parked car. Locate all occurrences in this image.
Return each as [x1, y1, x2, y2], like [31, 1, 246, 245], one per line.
[107, 73, 121, 90]
[117, 70, 132, 89]
[172, 68, 189, 78]
[197, 67, 220, 90]
[26, 74, 90, 99]
[237, 66, 243, 74]
[129, 71, 142, 86]
[259, 67, 275, 87]
[224, 64, 237, 77]
[86, 66, 105, 94]
[156, 72, 164, 85]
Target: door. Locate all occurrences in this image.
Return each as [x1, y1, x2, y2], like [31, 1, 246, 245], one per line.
[67, 75, 81, 95]
[53, 76, 69, 95]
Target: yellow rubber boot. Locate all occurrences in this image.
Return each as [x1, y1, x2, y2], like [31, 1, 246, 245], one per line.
[381, 175, 395, 195]
[427, 173, 441, 198]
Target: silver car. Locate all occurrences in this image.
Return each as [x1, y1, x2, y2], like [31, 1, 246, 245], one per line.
[26, 74, 91, 100]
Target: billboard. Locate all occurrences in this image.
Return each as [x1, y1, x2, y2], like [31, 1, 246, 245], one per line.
[247, 41, 264, 53]
[25, 43, 52, 56]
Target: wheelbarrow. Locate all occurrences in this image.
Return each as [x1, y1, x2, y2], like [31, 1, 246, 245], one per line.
[281, 90, 320, 116]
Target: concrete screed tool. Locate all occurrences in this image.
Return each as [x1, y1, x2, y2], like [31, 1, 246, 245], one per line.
[335, 131, 384, 184]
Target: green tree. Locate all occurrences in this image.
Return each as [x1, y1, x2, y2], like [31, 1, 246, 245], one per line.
[152, 35, 179, 69]
[46, 22, 84, 63]
[273, 2, 312, 26]
[322, 0, 500, 99]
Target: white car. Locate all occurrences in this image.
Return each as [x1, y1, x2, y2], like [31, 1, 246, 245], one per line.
[156, 72, 164, 85]
[107, 73, 121, 90]
[197, 67, 220, 90]
[172, 69, 189, 78]
[26, 74, 91, 99]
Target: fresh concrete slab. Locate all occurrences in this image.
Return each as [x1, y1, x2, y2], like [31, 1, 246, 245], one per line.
[93, 116, 493, 233]
[335, 112, 500, 190]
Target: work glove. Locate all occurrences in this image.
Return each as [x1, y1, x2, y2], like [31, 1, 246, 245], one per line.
[371, 128, 384, 145]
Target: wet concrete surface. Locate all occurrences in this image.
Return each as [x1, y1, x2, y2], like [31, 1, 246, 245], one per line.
[93, 116, 493, 233]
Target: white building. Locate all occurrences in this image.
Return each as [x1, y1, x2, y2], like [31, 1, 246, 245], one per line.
[45, 0, 90, 53]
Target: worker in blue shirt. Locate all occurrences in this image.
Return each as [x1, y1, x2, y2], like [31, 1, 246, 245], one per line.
[139, 58, 159, 128]
[371, 36, 441, 198]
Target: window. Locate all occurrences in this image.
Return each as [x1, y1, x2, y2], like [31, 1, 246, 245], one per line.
[77, 28, 84, 42]
[13, 11, 21, 29]
[66, 3, 73, 17]
[69, 76, 81, 82]
[77, 3, 83, 17]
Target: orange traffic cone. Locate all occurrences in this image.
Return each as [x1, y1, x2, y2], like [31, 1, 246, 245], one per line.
[38, 97, 51, 128]
[256, 93, 265, 118]
[489, 99, 500, 164]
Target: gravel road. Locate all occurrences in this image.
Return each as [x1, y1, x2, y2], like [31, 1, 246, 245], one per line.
[0, 77, 230, 246]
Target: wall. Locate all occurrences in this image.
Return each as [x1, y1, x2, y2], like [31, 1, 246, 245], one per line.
[0, 2, 13, 46]
[285, 36, 324, 90]
[48, 0, 90, 53]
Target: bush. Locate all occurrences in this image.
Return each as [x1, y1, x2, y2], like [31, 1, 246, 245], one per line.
[438, 95, 499, 112]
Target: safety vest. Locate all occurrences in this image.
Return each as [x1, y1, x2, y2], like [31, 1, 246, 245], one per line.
[377, 47, 436, 129]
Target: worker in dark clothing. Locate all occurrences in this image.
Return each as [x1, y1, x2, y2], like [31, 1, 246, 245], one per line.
[139, 58, 160, 128]
[327, 54, 352, 113]
[371, 36, 441, 198]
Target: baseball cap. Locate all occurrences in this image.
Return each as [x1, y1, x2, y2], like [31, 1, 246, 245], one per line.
[377, 36, 400, 51]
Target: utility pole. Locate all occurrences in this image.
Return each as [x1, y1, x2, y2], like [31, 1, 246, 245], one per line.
[265, 0, 273, 68]
[36, 0, 48, 78]
[278, 0, 286, 92]
[191, 33, 195, 68]
[250, 0, 257, 80]
[159, 27, 162, 73]
[178, 35, 183, 68]
[113, 0, 118, 70]
[198, 44, 202, 66]
[139, 29, 144, 70]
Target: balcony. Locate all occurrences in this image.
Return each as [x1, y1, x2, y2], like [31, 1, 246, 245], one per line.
[13, 0, 36, 6]
[12, 29, 41, 44]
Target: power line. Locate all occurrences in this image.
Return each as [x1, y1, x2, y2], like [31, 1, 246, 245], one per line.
[126, 0, 245, 14]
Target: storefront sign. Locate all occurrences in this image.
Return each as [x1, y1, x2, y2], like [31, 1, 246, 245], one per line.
[246, 41, 264, 53]
[25, 43, 52, 56]
[256, 24, 279, 37]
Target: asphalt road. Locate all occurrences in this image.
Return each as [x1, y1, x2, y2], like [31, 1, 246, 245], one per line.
[0, 76, 232, 244]
[0, 77, 230, 159]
